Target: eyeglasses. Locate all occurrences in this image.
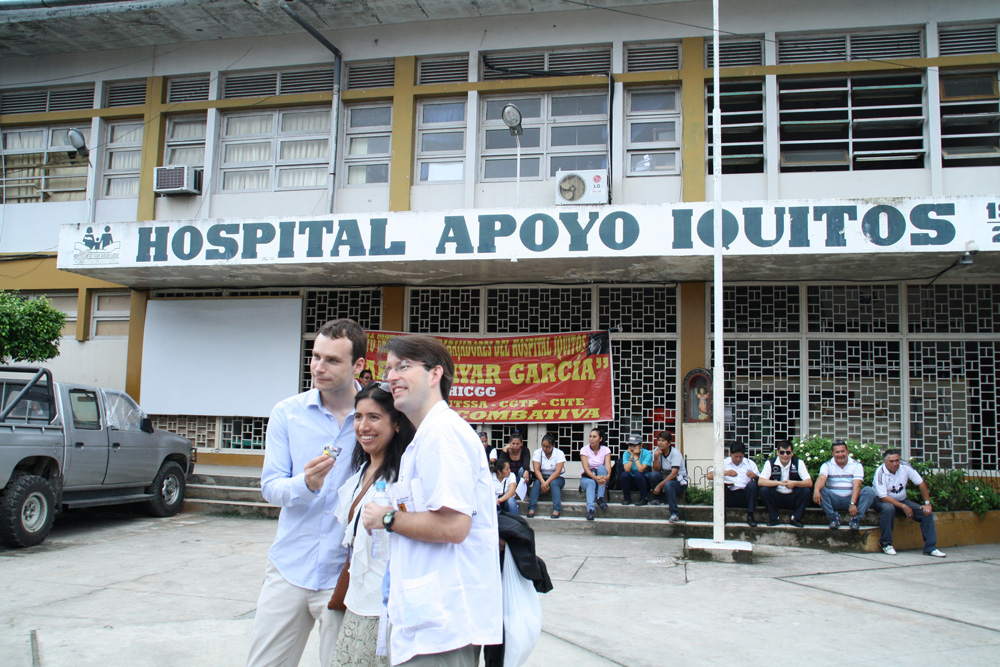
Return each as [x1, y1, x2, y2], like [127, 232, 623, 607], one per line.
[778, 449, 793, 455]
[381, 360, 428, 380]
[365, 380, 391, 392]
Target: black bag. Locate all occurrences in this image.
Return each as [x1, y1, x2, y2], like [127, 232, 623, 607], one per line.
[608, 457, 622, 491]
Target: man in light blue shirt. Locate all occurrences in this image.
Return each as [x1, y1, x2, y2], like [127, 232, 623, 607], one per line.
[246, 319, 367, 667]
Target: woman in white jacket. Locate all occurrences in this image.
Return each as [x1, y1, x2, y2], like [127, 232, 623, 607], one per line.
[331, 382, 415, 667]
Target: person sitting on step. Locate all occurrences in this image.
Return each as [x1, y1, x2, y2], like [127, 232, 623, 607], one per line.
[619, 433, 653, 507]
[648, 431, 688, 524]
[758, 439, 812, 528]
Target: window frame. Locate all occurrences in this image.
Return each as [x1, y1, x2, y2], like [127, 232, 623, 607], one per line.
[342, 103, 392, 187]
[102, 119, 145, 199]
[479, 91, 610, 182]
[0, 124, 90, 203]
[625, 86, 682, 177]
[415, 98, 467, 184]
[218, 107, 331, 193]
[90, 290, 131, 339]
[164, 114, 207, 168]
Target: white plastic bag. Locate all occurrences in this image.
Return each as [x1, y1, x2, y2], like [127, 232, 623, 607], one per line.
[501, 551, 541, 667]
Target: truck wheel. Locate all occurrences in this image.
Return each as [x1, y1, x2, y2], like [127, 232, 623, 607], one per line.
[146, 461, 186, 517]
[0, 473, 56, 548]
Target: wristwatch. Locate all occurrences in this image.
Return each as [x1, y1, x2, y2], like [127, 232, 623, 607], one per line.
[382, 509, 397, 532]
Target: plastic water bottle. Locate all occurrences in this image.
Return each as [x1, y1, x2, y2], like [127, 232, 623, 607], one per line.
[369, 480, 391, 560]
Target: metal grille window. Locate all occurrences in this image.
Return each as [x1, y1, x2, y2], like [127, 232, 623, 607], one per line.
[486, 288, 592, 334]
[717, 340, 803, 457]
[907, 284, 1000, 334]
[625, 88, 680, 176]
[608, 339, 678, 457]
[301, 288, 382, 392]
[1, 125, 89, 203]
[598, 286, 677, 333]
[778, 72, 925, 171]
[807, 340, 902, 447]
[165, 115, 207, 167]
[408, 288, 481, 334]
[939, 71, 1000, 166]
[717, 285, 801, 334]
[416, 99, 466, 183]
[807, 285, 900, 333]
[480, 92, 608, 180]
[151, 415, 217, 449]
[103, 120, 144, 198]
[909, 341, 999, 468]
[91, 291, 130, 338]
[220, 107, 330, 192]
[706, 80, 765, 174]
[222, 416, 268, 450]
[344, 104, 391, 185]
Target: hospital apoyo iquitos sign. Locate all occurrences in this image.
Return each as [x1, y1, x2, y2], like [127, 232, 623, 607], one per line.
[60, 196, 999, 268]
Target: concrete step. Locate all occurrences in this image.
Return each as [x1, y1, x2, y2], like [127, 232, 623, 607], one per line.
[182, 498, 279, 519]
[187, 483, 264, 503]
[188, 473, 262, 488]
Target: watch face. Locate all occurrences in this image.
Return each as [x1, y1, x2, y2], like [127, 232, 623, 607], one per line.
[558, 174, 586, 201]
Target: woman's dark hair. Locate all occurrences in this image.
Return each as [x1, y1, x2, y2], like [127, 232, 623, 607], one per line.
[492, 451, 511, 474]
[351, 382, 416, 483]
[590, 427, 606, 444]
[541, 432, 557, 447]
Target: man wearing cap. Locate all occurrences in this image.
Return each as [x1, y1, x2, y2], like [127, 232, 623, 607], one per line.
[648, 431, 688, 523]
[619, 433, 653, 507]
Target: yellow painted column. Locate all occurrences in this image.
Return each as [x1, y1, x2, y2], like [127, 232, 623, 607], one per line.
[125, 289, 148, 400]
[381, 286, 406, 332]
[680, 37, 707, 204]
[388, 57, 417, 213]
[136, 76, 167, 221]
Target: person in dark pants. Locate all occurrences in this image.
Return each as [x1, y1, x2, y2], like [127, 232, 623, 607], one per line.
[871, 449, 946, 557]
[758, 440, 812, 527]
[619, 433, 652, 506]
[707, 440, 760, 527]
[647, 430, 688, 523]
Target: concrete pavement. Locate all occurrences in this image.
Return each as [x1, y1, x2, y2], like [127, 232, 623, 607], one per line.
[2, 507, 999, 666]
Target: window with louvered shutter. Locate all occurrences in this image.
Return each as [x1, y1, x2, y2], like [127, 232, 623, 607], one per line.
[222, 72, 278, 99]
[0, 86, 94, 114]
[705, 40, 764, 68]
[778, 30, 922, 64]
[346, 62, 395, 90]
[939, 24, 1000, 56]
[279, 69, 335, 94]
[482, 52, 545, 80]
[626, 43, 681, 72]
[106, 81, 147, 108]
[483, 47, 611, 80]
[706, 80, 764, 174]
[418, 57, 469, 85]
[939, 70, 1000, 166]
[167, 77, 210, 102]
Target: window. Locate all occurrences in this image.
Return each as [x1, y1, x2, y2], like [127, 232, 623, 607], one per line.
[68, 389, 101, 430]
[105, 390, 145, 431]
[165, 115, 207, 167]
[1, 125, 89, 203]
[939, 71, 1000, 166]
[220, 107, 330, 192]
[91, 291, 130, 338]
[416, 100, 466, 182]
[10, 292, 77, 337]
[625, 88, 681, 176]
[480, 92, 608, 180]
[706, 80, 765, 174]
[103, 120, 144, 197]
[343, 104, 391, 185]
[778, 72, 925, 171]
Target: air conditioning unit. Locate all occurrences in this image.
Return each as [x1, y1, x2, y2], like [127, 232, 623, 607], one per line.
[153, 165, 202, 195]
[554, 169, 608, 205]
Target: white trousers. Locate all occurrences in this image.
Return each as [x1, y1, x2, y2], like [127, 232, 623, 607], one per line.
[246, 559, 344, 667]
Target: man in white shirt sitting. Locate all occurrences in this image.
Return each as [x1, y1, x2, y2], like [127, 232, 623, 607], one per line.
[871, 449, 946, 557]
[813, 439, 875, 531]
[758, 440, 812, 527]
[706, 440, 760, 527]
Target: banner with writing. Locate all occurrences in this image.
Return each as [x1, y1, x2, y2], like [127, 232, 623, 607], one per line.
[363, 330, 614, 423]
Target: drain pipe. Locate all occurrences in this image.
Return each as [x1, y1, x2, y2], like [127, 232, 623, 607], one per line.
[280, 1, 343, 214]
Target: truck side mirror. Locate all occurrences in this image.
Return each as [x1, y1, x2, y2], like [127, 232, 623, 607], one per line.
[141, 416, 154, 433]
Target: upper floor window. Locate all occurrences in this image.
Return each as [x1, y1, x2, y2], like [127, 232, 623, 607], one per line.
[625, 88, 681, 176]
[91, 291, 130, 338]
[220, 107, 330, 192]
[14, 291, 77, 337]
[1, 125, 89, 203]
[480, 92, 608, 181]
[165, 115, 207, 167]
[939, 70, 1000, 167]
[778, 72, 925, 171]
[416, 100, 466, 183]
[343, 104, 391, 185]
[103, 120, 143, 198]
[706, 80, 765, 174]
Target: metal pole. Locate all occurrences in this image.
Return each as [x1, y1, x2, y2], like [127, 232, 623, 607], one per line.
[514, 135, 521, 208]
[711, 0, 725, 543]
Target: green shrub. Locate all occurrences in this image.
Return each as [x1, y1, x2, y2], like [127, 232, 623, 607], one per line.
[909, 461, 1000, 516]
[685, 485, 713, 505]
[752, 435, 883, 486]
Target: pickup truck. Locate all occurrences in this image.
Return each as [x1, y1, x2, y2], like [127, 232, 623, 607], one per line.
[1, 367, 194, 548]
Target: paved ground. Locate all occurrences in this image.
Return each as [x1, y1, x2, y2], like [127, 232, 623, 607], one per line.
[2, 507, 999, 666]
